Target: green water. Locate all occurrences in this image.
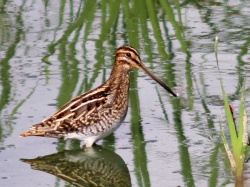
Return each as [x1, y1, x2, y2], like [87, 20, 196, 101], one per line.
[1, 1, 250, 187]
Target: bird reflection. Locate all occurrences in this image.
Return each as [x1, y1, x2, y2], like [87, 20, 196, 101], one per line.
[20, 145, 131, 187]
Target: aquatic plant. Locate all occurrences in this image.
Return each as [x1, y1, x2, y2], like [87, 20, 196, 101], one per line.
[214, 36, 248, 180]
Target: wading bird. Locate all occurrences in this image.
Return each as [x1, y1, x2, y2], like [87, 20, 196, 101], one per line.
[20, 46, 177, 147]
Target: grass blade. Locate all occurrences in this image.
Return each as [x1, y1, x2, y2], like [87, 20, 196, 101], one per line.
[219, 118, 236, 169]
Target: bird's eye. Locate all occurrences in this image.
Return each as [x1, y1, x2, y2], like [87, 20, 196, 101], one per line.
[126, 53, 131, 58]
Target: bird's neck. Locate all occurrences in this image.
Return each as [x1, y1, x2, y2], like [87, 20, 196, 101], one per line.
[106, 64, 131, 93]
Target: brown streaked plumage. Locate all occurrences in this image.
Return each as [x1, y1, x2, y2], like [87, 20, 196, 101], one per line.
[20, 46, 177, 147]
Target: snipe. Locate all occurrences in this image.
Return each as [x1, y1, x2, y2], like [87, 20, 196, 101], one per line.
[20, 46, 177, 147]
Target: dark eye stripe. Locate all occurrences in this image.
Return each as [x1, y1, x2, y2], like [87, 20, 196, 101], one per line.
[133, 59, 141, 65]
[116, 54, 141, 66]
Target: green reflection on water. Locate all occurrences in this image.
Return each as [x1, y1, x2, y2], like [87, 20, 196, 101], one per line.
[2, 0, 250, 186]
[0, 4, 24, 140]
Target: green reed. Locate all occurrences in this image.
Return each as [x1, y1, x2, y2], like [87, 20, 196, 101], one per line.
[214, 36, 248, 180]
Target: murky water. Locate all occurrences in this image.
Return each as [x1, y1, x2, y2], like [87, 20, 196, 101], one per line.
[1, 1, 250, 187]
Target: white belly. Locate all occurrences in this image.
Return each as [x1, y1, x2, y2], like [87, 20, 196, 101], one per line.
[64, 117, 124, 147]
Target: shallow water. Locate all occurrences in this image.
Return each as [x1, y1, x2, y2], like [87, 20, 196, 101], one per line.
[1, 1, 250, 187]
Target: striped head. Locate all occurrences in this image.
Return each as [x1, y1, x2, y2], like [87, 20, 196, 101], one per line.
[115, 46, 177, 97]
[115, 46, 142, 70]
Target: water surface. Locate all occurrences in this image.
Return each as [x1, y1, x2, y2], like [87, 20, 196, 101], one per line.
[1, 1, 250, 187]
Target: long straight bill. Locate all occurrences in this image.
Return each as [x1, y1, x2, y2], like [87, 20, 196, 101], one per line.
[140, 64, 177, 97]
